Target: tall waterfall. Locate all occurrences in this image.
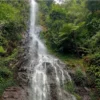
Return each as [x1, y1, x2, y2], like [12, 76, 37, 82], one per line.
[28, 0, 76, 100]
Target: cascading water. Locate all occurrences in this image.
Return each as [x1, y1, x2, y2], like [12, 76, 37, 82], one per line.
[28, 0, 76, 100]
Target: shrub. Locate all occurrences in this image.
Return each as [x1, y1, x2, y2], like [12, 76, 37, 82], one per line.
[87, 65, 100, 93]
[84, 53, 100, 96]
[74, 69, 86, 86]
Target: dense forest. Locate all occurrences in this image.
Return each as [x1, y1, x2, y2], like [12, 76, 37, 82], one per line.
[37, 0, 100, 99]
[0, 0, 100, 100]
[0, 0, 29, 96]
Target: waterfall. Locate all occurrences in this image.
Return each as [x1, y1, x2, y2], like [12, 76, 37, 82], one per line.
[28, 0, 76, 100]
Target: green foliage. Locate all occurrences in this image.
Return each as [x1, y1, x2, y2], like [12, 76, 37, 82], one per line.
[0, 59, 16, 95]
[50, 4, 66, 20]
[0, 0, 29, 41]
[0, 3, 22, 41]
[0, 48, 19, 95]
[0, 0, 29, 95]
[0, 46, 5, 54]
[0, 0, 29, 53]
[74, 69, 86, 86]
[87, 0, 100, 12]
[85, 53, 100, 94]
[64, 81, 75, 94]
[86, 52, 100, 66]
[0, 67, 12, 79]
[39, 0, 90, 55]
[0, 36, 7, 46]
[0, 67, 15, 95]
[39, 0, 100, 56]
[86, 16, 100, 37]
[0, 3, 20, 23]
[5, 48, 18, 65]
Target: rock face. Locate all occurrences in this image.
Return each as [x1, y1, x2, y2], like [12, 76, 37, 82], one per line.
[2, 87, 27, 100]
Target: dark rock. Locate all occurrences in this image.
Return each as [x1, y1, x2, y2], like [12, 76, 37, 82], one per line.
[44, 62, 54, 74]
[50, 83, 58, 100]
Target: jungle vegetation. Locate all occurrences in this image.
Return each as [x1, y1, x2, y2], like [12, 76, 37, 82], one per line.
[0, 0, 100, 99]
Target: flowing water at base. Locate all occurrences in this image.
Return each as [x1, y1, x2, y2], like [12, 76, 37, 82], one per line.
[28, 0, 76, 100]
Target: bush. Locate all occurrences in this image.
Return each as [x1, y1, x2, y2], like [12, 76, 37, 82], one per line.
[74, 69, 86, 86]
[87, 65, 100, 93]
[84, 53, 100, 96]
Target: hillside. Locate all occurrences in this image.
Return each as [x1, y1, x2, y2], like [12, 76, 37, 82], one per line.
[0, 0, 100, 100]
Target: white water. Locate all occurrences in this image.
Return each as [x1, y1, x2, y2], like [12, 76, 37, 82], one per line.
[28, 0, 76, 100]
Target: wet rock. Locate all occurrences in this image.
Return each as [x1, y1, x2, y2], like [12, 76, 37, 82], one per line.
[2, 87, 27, 100]
[17, 72, 29, 87]
[50, 83, 58, 100]
[44, 62, 57, 84]
[63, 90, 76, 100]
[44, 62, 54, 74]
